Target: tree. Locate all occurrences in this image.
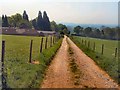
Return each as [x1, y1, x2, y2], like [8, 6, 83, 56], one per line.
[84, 27, 92, 37]
[2, 15, 9, 27]
[43, 11, 51, 31]
[103, 27, 116, 39]
[19, 19, 32, 29]
[32, 19, 37, 29]
[37, 11, 43, 30]
[4, 15, 9, 27]
[23, 10, 29, 21]
[57, 24, 67, 31]
[74, 26, 83, 35]
[8, 13, 22, 27]
[2, 15, 5, 27]
[51, 21, 58, 31]
[93, 28, 101, 38]
[57, 24, 70, 35]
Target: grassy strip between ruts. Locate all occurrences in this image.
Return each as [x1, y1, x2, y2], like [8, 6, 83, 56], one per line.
[6, 38, 63, 88]
[68, 45, 81, 86]
[70, 36, 119, 84]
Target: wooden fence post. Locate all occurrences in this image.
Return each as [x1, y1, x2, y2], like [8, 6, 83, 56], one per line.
[40, 37, 43, 53]
[45, 37, 48, 49]
[1, 40, 7, 89]
[93, 42, 95, 51]
[115, 48, 117, 57]
[50, 36, 52, 47]
[101, 44, 104, 55]
[29, 40, 33, 63]
[53, 36, 54, 44]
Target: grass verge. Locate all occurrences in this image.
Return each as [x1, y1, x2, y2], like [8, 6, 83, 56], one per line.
[5, 38, 63, 88]
[27, 38, 63, 88]
[70, 36, 119, 84]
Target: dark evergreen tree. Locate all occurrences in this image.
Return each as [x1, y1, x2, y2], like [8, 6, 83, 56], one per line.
[37, 11, 43, 30]
[2, 15, 5, 27]
[43, 11, 51, 31]
[2, 15, 9, 27]
[23, 10, 29, 21]
[4, 15, 9, 27]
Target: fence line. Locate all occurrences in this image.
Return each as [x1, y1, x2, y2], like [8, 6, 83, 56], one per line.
[79, 37, 118, 58]
[1, 35, 61, 88]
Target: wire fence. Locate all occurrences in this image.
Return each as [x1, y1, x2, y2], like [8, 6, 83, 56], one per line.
[77, 36, 118, 59]
[0, 35, 61, 89]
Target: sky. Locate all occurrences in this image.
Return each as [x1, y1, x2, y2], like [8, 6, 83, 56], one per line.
[0, 0, 119, 25]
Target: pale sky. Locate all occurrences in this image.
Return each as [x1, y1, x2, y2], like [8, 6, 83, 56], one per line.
[0, 0, 119, 25]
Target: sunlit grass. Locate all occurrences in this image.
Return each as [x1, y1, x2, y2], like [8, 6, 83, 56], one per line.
[71, 36, 119, 84]
[1, 35, 62, 88]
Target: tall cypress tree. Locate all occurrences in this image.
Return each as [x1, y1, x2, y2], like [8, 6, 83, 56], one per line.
[37, 11, 43, 30]
[2, 15, 9, 27]
[4, 15, 9, 27]
[2, 15, 5, 27]
[23, 10, 29, 21]
[43, 11, 51, 31]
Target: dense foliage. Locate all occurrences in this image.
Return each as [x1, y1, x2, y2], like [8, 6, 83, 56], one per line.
[73, 25, 120, 40]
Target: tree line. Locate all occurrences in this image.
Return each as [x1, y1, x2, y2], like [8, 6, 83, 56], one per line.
[2, 10, 51, 31]
[1, 11, 70, 34]
[73, 25, 120, 40]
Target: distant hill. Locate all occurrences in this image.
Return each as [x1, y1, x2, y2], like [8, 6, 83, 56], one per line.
[63, 22, 117, 28]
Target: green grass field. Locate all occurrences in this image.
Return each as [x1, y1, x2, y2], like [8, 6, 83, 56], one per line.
[71, 36, 119, 84]
[1, 35, 62, 88]
[74, 36, 118, 59]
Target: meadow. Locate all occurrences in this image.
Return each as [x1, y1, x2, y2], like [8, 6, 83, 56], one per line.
[1, 35, 62, 88]
[73, 36, 118, 59]
[71, 36, 119, 83]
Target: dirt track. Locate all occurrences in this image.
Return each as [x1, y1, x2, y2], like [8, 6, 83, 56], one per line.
[41, 36, 73, 88]
[41, 36, 119, 88]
